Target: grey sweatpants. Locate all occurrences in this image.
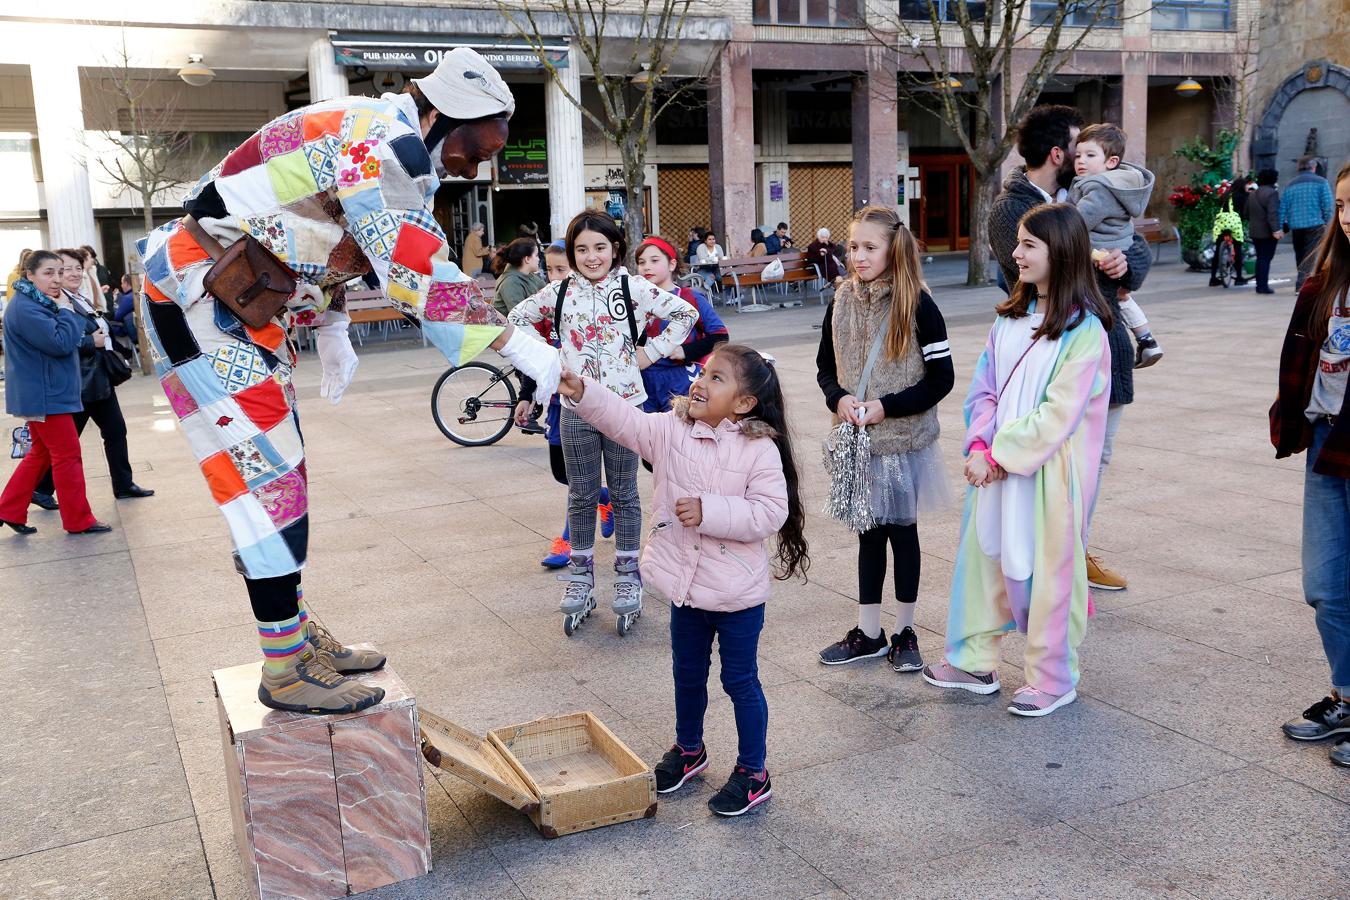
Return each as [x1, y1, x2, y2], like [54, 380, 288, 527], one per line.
[560, 407, 641, 554]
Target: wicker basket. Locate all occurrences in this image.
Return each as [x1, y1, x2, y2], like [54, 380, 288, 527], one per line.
[420, 709, 656, 838]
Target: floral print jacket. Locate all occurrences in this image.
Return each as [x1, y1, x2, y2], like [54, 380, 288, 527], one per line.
[508, 268, 698, 405]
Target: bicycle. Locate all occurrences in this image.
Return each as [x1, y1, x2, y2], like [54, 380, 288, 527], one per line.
[1215, 229, 1237, 288]
[431, 360, 526, 447]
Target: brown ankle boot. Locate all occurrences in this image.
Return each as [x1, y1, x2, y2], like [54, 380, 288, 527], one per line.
[307, 620, 386, 674]
[257, 647, 384, 714]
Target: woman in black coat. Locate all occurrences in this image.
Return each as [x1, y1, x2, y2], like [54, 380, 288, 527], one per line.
[30, 249, 153, 510]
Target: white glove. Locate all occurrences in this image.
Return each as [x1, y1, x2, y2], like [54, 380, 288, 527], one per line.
[316, 312, 359, 405]
[499, 327, 560, 406]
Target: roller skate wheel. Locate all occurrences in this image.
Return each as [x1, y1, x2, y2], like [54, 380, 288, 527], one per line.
[564, 615, 577, 636]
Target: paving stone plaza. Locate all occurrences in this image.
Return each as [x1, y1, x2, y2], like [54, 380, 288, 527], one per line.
[2, 248, 1346, 899]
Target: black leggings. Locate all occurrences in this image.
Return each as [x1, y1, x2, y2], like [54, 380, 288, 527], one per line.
[245, 573, 302, 623]
[858, 523, 919, 606]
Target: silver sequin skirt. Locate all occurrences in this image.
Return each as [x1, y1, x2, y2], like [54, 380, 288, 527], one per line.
[866, 442, 952, 526]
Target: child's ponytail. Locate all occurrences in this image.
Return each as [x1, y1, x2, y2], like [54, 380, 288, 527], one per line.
[716, 344, 810, 581]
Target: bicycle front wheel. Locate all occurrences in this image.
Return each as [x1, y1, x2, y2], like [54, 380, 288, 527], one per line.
[1219, 242, 1235, 288]
[431, 362, 518, 447]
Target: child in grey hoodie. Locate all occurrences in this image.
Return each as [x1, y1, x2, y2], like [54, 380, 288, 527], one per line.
[1070, 123, 1162, 368]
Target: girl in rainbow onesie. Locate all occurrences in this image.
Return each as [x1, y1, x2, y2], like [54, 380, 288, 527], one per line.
[922, 203, 1113, 717]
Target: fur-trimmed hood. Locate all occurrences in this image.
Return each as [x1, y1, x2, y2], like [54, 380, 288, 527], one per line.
[670, 394, 779, 440]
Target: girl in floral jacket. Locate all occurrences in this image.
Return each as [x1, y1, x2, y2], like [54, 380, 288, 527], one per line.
[509, 211, 698, 626]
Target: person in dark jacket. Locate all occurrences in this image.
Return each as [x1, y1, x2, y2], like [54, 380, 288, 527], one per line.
[0, 250, 108, 535]
[1271, 160, 1350, 769]
[29, 250, 153, 511]
[989, 103, 1150, 593]
[806, 227, 846, 283]
[109, 273, 138, 346]
[1248, 169, 1284, 294]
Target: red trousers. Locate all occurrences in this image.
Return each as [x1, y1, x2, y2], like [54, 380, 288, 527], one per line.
[0, 414, 96, 532]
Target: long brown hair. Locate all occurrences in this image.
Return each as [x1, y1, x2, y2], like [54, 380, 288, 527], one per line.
[713, 344, 810, 582]
[996, 203, 1114, 338]
[1307, 161, 1350, 345]
[848, 205, 927, 362]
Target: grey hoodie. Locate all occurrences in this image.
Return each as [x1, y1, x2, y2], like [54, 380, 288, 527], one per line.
[1068, 162, 1156, 251]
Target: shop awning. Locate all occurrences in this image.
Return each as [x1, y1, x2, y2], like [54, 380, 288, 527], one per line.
[330, 32, 569, 71]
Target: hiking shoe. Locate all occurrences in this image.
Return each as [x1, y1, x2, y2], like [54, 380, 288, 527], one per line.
[1134, 336, 1163, 369]
[1282, 696, 1350, 741]
[1209, 277, 1223, 286]
[257, 648, 385, 714]
[922, 660, 1001, 695]
[30, 492, 58, 511]
[1008, 685, 1078, 717]
[888, 626, 924, 672]
[1331, 737, 1350, 768]
[307, 620, 385, 674]
[541, 536, 571, 569]
[1086, 555, 1127, 591]
[708, 766, 772, 816]
[818, 626, 888, 665]
[653, 743, 709, 794]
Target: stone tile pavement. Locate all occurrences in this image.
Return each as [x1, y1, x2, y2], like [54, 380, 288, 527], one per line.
[2, 247, 1345, 899]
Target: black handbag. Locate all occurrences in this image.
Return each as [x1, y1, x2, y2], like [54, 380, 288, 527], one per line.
[99, 348, 132, 387]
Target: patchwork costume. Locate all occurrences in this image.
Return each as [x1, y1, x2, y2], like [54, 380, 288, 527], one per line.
[137, 49, 556, 713]
[138, 92, 504, 578]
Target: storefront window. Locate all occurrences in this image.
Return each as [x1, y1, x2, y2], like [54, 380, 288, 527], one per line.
[1152, 0, 1231, 30]
[1029, 1, 1119, 26]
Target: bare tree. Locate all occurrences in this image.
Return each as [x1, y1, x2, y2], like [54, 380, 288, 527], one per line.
[869, 1, 1119, 285]
[87, 34, 206, 372]
[497, 0, 709, 256]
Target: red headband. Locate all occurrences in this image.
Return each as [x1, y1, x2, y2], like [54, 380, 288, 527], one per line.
[637, 236, 679, 262]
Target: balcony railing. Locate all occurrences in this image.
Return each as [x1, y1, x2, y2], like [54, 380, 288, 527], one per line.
[753, 0, 863, 27]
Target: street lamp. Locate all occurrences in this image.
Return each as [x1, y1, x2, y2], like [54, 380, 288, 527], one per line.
[178, 55, 215, 87]
[1175, 77, 1203, 98]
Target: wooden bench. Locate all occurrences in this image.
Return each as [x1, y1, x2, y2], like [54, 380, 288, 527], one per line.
[1134, 217, 1179, 262]
[340, 288, 422, 347]
[712, 250, 827, 310]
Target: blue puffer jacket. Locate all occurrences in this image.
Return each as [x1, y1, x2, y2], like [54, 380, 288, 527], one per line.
[3, 279, 84, 418]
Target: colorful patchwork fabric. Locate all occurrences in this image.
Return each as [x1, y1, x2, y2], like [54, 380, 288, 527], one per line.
[136, 92, 506, 365]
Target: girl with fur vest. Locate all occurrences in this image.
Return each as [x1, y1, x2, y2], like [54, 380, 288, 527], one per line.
[816, 205, 954, 671]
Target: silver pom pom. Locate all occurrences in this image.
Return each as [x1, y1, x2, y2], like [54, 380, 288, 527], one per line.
[822, 422, 875, 533]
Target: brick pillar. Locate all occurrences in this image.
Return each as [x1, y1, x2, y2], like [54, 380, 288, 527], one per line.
[851, 47, 898, 210]
[1121, 56, 1149, 166]
[709, 42, 755, 256]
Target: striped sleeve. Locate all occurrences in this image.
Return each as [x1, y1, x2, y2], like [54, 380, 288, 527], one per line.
[878, 292, 956, 419]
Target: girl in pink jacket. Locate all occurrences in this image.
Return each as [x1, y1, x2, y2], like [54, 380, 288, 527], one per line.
[558, 344, 809, 817]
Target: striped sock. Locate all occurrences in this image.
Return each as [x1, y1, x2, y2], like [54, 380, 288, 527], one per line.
[296, 586, 312, 641]
[257, 614, 308, 675]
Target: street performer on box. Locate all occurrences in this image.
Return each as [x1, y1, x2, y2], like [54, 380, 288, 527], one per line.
[137, 49, 560, 714]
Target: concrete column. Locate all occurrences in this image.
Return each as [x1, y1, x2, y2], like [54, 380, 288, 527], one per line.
[1121, 58, 1148, 166]
[545, 44, 586, 241]
[758, 83, 789, 230]
[31, 59, 96, 250]
[308, 38, 349, 102]
[708, 41, 755, 256]
[851, 47, 898, 210]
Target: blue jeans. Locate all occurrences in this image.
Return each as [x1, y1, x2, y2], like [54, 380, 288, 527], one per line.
[1303, 420, 1350, 693]
[670, 602, 768, 771]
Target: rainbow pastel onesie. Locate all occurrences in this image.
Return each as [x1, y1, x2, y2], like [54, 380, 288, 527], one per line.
[942, 307, 1110, 695]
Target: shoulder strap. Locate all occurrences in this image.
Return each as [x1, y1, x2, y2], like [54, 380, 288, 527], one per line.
[856, 328, 887, 402]
[621, 275, 640, 347]
[552, 276, 569, 344]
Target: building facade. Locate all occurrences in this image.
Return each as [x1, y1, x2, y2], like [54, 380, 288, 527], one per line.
[0, 0, 1263, 279]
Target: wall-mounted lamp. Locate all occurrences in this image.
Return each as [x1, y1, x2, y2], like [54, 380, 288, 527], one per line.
[1175, 77, 1203, 97]
[179, 54, 215, 87]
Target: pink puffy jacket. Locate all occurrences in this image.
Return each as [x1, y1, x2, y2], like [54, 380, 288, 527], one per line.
[571, 378, 789, 612]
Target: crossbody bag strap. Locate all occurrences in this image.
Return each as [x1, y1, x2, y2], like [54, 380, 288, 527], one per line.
[855, 328, 887, 402]
[181, 214, 226, 260]
[997, 336, 1040, 402]
[552, 276, 569, 345]
[621, 275, 640, 347]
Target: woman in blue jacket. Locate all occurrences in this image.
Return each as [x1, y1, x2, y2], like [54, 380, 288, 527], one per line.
[0, 250, 108, 534]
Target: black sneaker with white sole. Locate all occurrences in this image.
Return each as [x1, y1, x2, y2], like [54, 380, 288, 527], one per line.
[708, 766, 772, 816]
[653, 743, 709, 794]
[888, 626, 924, 672]
[818, 626, 888, 665]
[1281, 695, 1350, 741]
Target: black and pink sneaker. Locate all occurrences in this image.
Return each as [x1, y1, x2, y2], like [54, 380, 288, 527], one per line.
[708, 766, 772, 816]
[653, 743, 709, 794]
